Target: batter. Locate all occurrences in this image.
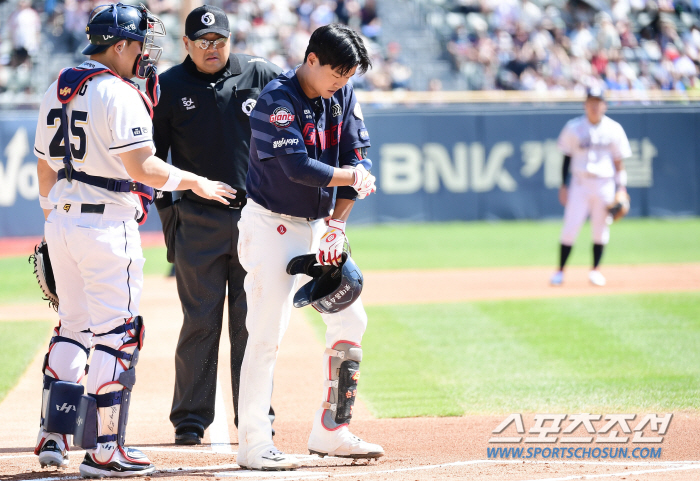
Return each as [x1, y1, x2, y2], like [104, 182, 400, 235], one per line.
[236, 24, 382, 471]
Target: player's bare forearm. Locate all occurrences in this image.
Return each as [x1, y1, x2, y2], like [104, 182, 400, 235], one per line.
[120, 147, 174, 187]
[120, 147, 236, 204]
[332, 198, 355, 222]
[37, 157, 56, 220]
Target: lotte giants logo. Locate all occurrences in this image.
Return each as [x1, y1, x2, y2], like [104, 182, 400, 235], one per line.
[277, 225, 287, 235]
[270, 107, 295, 128]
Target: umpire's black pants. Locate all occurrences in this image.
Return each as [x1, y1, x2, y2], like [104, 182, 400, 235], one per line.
[167, 197, 273, 435]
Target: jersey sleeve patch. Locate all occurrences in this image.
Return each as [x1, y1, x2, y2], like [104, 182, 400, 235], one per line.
[272, 137, 301, 149]
[269, 106, 295, 128]
[108, 83, 155, 154]
[251, 92, 306, 160]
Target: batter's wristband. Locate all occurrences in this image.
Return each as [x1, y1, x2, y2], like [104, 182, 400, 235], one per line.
[160, 164, 182, 191]
[328, 218, 346, 234]
[39, 195, 53, 210]
[614, 170, 627, 188]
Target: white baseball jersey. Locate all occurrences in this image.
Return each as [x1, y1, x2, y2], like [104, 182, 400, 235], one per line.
[34, 60, 155, 212]
[557, 115, 631, 179]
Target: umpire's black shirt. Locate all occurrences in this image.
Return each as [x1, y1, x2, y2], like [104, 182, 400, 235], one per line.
[152, 53, 281, 206]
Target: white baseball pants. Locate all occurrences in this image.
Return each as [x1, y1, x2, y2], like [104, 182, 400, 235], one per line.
[560, 176, 616, 246]
[236, 200, 367, 463]
[44, 204, 144, 334]
[37, 204, 145, 459]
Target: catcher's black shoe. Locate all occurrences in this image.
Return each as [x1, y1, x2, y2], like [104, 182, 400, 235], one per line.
[79, 447, 155, 478]
[38, 439, 69, 468]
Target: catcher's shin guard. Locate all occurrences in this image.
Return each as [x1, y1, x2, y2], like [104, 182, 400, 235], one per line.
[77, 317, 145, 463]
[321, 341, 362, 430]
[41, 381, 84, 434]
[36, 325, 91, 456]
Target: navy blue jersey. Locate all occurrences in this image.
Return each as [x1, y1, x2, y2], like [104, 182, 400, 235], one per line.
[246, 69, 371, 219]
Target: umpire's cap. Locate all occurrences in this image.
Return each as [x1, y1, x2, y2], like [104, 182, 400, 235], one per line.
[287, 253, 363, 314]
[185, 5, 230, 40]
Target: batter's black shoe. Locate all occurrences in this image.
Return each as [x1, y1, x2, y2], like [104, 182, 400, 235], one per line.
[175, 427, 202, 445]
[38, 439, 69, 468]
[79, 447, 155, 478]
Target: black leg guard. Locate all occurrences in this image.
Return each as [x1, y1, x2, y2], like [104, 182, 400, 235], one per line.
[321, 342, 362, 430]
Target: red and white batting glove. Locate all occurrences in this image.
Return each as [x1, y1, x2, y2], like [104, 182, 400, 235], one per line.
[350, 165, 376, 199]
[317, 219, 346, 266]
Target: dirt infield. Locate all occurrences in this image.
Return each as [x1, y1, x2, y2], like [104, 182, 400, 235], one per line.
[1, 264, 699, 481]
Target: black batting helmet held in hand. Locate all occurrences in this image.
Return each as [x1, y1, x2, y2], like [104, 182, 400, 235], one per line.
[287, 253, 363, 314]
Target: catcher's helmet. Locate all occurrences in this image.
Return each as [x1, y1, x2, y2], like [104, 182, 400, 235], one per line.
[287, 253, 363, 314]
[83, 3, 165, 77]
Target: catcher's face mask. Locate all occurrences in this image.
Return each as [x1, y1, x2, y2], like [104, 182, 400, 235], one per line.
[135, 4, 166, 79]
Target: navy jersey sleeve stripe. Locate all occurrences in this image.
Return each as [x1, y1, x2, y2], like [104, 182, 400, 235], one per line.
[251, 91, 306, 160]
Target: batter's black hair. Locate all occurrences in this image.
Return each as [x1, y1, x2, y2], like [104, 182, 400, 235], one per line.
[303, 24, 372, 76]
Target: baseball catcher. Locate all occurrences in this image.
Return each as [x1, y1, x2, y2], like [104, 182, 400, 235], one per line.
[608, 190, 630, 222]
[29, 240, 59, 311]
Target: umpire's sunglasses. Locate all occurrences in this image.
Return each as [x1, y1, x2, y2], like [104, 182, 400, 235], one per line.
[192, 36, 229, 50]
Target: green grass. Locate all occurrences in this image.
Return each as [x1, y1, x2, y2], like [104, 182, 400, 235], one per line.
[346, 218, 700, 270]
[305, 292, 700, 417]
[0, 255, 43, 304]
[142, 246, 171, 276]
[0, 246, 171, 305]
[3, 218, 698, 304]
[0, 321, 52, 403]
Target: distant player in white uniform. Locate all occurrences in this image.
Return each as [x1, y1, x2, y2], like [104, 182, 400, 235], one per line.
[550, 87, 631, 287]
[33, 3, 234, 477]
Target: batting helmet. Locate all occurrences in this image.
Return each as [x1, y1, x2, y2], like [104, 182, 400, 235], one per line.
[83, 3, 165, 78]
[286, 253, 363, 314]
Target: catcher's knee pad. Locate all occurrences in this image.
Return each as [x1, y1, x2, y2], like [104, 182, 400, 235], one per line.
[78, 317, 145, 453]
[320, 341, 362, 430]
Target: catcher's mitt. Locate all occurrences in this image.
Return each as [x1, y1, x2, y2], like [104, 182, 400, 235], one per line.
[608, 190, 630, 222]
[29, 240, 59, 311]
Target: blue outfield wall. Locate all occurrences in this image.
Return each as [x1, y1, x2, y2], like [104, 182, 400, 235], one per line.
[1, 104, 699, 236]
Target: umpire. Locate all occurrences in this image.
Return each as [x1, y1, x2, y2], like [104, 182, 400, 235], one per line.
[152, 5, 281, 445]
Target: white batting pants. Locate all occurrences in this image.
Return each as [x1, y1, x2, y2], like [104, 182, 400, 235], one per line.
[44, 205, 144, 334]
[560, 176, 616, 246]
[236, 200, 367, 463]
